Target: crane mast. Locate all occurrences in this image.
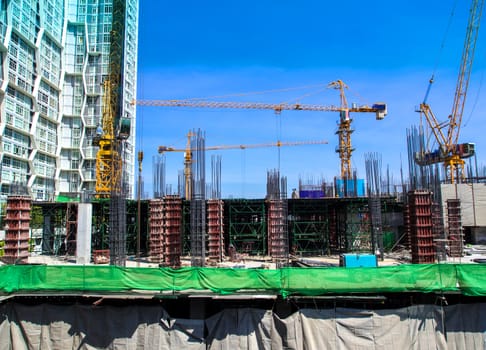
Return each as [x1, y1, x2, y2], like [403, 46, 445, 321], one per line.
[417, 0, 483, 183]
[94, 80, 122, 197]
[183, 131, 194, 199]
[94, 0, 131, 197]
[328, 80, 354, 179]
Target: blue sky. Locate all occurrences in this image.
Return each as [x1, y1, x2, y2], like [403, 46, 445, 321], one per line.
[135, 0, 486, 198]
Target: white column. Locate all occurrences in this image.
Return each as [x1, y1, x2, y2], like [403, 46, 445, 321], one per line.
[76, 203, 92, 264]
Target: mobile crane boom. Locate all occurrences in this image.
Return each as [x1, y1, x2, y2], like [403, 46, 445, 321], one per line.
[417, 0, 484, 183]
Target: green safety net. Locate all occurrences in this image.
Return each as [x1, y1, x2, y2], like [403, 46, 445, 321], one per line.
[55, 195, 80, 203]
[0, 264, 485, 298]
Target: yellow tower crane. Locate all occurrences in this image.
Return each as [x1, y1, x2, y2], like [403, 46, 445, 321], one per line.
[416, 0, 483, 183]
[94, 80, 131, 197]
[132, 80, 386, 181]
[94, 23, 131, 197]
[158, 133, 329, 199]
[328, 79, 356, 179]
[93, 80, 121, 197]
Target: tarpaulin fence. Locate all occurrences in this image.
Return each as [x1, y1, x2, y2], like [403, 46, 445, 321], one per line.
[1, 303, 486, 349]
[1, 263, 485, 297]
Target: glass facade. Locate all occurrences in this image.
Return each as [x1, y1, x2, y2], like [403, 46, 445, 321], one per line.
[0, 0, 139, 201]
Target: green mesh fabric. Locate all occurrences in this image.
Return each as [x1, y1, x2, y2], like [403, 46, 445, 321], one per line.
[0, 264, 484, 297]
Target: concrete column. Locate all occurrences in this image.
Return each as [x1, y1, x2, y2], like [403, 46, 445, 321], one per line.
[76, 203, 93, 265]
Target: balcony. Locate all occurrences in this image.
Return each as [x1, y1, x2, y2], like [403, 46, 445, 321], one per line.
[83, 147, 97, 159]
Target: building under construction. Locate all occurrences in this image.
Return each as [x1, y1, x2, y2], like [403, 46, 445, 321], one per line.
[3, 0, 486, 347]
[9, 184, 483, 268]
[1, 127, 484, 267]
[2, 137, 486, 348]
[3, 121, 486, 346]
[2, 68, 486, 347]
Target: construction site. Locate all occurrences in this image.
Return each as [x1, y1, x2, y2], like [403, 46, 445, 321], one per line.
[1, 0, 486, 348]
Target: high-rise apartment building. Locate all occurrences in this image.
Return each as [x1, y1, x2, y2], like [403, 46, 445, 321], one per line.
[0, 0, 138, 201]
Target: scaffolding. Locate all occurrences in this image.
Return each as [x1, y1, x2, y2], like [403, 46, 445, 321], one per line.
[447, 199, 464, 257]
[227, 199, 267, 255]
[432, 202, 447, 261]
[328, 206, 338, 252]
[126, 199, 146, 256]
[91, 199, 110, 252]
[343, 201, 372, 253]
[91, 198, 143, 262]
[65, 203, 77, 255]
[182, 200, 191, 255]
[288, 199, 329, 256]
[402, 204, 411, 248]
[34, 202, 67, 255]
[22, 197, 402, 263]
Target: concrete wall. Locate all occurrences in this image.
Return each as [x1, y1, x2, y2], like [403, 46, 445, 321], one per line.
[441, 183, 486, 227]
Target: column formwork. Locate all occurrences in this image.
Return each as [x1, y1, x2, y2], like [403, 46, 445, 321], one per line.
[3, 196, 32, 264]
